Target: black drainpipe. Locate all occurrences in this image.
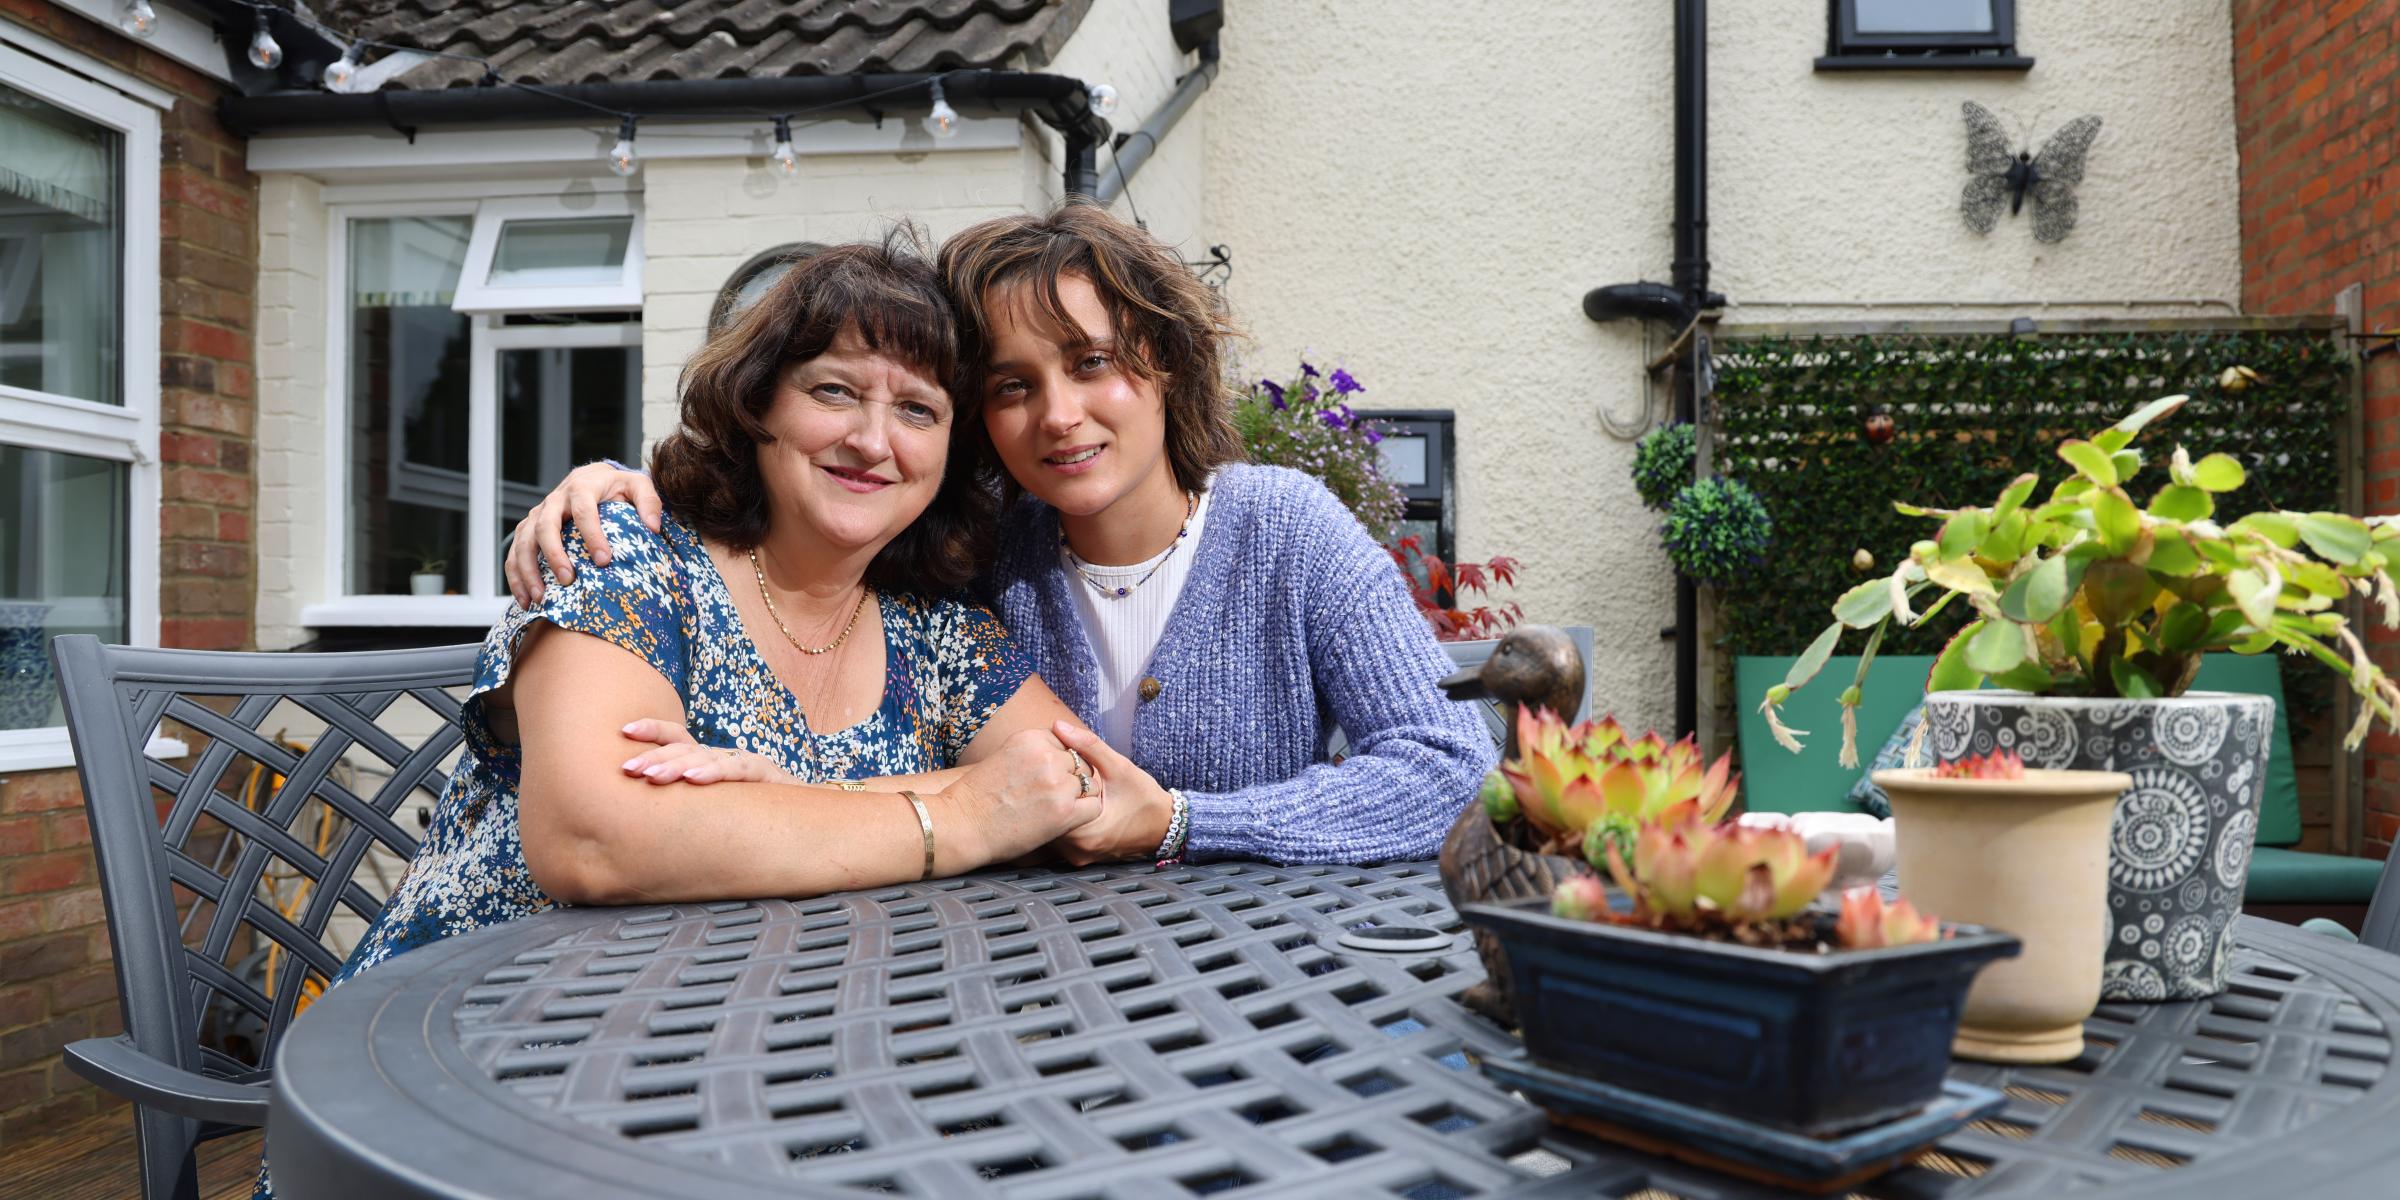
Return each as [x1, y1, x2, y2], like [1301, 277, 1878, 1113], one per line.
[1094, 36, 1220, 204]
[1582, 0, 1724, 740]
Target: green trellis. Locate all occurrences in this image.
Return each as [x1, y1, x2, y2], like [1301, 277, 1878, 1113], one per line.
[1704, 322, 2357, 702]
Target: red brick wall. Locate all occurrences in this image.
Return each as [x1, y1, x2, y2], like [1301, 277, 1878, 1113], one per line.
[2233, 0, 2400, 856]
[0, 0, 256, 1141]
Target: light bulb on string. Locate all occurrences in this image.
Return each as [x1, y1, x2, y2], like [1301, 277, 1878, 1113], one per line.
[926, 80, 959, 139]
[771, 116, 798, 177]
[607, 115, 640, 177]
[322, 46, 359, 90]
[1086, 83, 1118, 117]
[247, 13, 283, 69]
[119, 0, 156, 37]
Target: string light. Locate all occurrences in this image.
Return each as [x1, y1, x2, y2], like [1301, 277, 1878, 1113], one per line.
[247, 12, 283, 69]
[322, 45, 359, 90]
[607, 115, 640, 176]
[771, 115, 799, 176]
[926, 79, 959, 139]
[119, 0, 156, 37]
[1086, 83, 1118, 117]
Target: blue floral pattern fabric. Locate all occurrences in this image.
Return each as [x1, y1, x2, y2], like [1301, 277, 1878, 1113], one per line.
[333, 502, 1031, 985]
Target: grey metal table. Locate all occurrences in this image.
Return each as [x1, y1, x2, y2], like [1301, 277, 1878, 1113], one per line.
[270, 862, 2400, 1200]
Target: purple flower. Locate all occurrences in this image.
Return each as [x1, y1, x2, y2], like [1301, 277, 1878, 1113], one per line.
[1319, 407, 1348, 431]
[1363, 423, 1384, 445]
[1260, 379, 1285, 409]
[1301, 361, 1322, 379]
[1330, 368, 1362, 395]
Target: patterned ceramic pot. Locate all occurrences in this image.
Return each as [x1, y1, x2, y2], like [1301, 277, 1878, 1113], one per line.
[0, 603, 52, 731]
[1920, 690, 2273, 1002]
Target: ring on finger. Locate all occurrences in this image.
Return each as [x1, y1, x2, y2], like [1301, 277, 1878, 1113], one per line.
[1065, 748, 1092, 797]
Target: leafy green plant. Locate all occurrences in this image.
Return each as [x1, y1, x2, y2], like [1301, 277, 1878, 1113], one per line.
[1632, 422, 1696, 510]
[1760, 394, 2400, 765]
[1231, 359, 1404, 541]
[1663, 476, 1773, 587]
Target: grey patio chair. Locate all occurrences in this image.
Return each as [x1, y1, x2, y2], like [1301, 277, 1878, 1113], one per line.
[2303, 846, 2400, 954]
[47, 634, 479, 1200]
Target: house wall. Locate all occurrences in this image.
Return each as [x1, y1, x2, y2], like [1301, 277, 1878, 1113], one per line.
[1045, 0, 1207, 253]
[1203, 0, 2243, 734]
[2232, 0, 2400, 855]
[0, 0, 256, 1142]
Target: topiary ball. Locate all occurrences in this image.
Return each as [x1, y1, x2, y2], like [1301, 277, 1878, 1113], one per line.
[1662, 475, 1774, 587]
[1631, 422, 1697, 511]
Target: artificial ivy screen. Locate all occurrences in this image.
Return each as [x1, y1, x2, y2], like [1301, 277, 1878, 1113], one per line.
[1707, 327, 2353, 663]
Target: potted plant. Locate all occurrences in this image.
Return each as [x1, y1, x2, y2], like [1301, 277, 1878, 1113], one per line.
[1438, 707, 1739, 1020]
[407, 555, 449, 597]
[1874, 750, 2128, 1063]
[1762, 393, 2400, 1000]
[1461, 814, 2016, 1143]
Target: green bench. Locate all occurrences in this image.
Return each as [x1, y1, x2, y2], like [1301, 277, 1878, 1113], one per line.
[1733, 653, 2384, 918]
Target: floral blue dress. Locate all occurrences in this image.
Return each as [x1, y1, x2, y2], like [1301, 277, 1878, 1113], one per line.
[334, 502, 1032, 983]
[256, 504, 1027, 1198]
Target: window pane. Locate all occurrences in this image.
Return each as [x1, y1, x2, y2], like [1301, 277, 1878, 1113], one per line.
[348, 216, 472, 595]
[1376, 433, 1430, 489]
[1854, 0, 1994, 34]
[0, 81, 122, 406]
[488, 217, 631, 287]
[0, 445, 127, 729]
[497, 344, 642, 591]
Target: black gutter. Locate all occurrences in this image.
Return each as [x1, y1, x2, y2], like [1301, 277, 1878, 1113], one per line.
[220, 70, 1114, 197]
[1094, 36, 1219, 204]
[1580, 0, 1724, 740]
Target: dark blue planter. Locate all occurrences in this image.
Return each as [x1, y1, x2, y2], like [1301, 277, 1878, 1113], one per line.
[1459, 898, 2019, 1137]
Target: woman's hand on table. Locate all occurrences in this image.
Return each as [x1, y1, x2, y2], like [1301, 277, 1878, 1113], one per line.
[1043, 722, 1175, 866]
[935, 728, 1105, 870]
[618, 719, 799, 786]
[506, 462, 661, 607]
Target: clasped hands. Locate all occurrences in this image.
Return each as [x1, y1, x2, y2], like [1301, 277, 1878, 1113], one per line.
[616, 718, 1175, 867]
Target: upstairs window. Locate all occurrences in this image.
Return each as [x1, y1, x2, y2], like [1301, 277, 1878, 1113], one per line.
[1817, 0, 2031, 71]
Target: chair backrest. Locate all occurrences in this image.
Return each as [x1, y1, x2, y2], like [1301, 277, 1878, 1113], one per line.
[48, 635, 479, 1087]
[2361, 846, 2400, 955]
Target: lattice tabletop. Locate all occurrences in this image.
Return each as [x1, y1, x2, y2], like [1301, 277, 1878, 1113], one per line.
[269, 862, 2400, 1200]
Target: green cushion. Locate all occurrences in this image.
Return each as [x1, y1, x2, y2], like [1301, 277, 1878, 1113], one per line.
[1734, 655, 1934, 815]
[2244, 847, 2384, 904]
[1734, 653, 2299, 837]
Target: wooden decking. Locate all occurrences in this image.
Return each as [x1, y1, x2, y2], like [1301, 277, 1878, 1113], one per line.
[0, 1111, 262, 1200]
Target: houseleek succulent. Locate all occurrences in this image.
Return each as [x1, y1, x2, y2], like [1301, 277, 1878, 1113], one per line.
[1551, 820, 1945, 950]
[1835, 886, 1947, 948]
[1498, 707, 1739, 858]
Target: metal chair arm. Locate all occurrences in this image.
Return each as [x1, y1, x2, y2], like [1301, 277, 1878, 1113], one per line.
[64, 1035, 270, 1127]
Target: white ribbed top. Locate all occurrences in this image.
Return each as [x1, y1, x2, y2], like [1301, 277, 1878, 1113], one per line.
[1062, 486, 1213, 755]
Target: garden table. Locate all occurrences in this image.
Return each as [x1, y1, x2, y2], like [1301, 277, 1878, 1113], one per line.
[269, 861, 2400, 1200]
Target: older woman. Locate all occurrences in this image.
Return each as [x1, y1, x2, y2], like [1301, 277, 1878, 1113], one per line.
[504, 205, 1492, 869]
[334, 234, 1099, 987]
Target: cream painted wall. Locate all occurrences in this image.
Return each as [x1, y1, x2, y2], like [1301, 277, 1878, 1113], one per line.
[1203, 0, 2241, 732]
[254, 174, 328, 652]
[1046, 0, 1208, 254]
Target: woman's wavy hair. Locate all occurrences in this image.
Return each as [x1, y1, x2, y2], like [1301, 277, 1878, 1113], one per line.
[938, 202, 1245, 496]
[650, 228, 992, 594]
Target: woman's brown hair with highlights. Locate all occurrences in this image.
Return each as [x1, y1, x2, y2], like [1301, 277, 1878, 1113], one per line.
[649, 227, 995, 594]
[938, 202, 1245, 495]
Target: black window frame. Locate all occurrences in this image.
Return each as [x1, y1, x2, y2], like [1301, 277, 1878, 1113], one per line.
[1355, 409, 1455, 566]
[1815, 0, 2033, 72]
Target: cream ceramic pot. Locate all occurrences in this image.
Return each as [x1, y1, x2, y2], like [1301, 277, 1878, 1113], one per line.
[1875, 767, 2131, 1065]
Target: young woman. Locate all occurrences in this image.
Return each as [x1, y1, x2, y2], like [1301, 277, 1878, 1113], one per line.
[508, 204, 1492, 866]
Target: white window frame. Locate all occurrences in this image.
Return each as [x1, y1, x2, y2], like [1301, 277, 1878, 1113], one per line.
[0, 37, 162, 773]
[449, 194, 643, 315]
[305, 193, 643, 629]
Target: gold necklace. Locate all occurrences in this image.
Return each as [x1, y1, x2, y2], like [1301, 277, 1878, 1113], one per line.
[748, 547, 872, 655]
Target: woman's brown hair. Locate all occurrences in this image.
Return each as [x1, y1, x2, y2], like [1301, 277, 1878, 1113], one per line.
[650, 228, 993, 594]
[939, 202, 1244, 495]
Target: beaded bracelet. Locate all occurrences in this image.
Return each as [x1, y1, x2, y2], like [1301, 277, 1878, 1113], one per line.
[1154, 788, 1191, 866]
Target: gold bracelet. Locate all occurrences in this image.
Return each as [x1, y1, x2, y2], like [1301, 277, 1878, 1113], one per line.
[832, 779, 867, 792]
[898, 789, 934, 880]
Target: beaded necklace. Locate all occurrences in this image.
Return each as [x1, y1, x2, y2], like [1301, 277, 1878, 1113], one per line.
[1059, 490, 1198, 599]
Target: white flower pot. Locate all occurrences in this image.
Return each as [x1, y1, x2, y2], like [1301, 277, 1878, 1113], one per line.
[409, 573, 447, 597]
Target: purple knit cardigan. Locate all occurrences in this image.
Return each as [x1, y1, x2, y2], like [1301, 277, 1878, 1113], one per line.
[984, 464, 1493, 864]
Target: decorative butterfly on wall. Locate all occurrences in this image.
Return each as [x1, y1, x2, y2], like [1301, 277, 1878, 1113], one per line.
[1960, 101, 2102, 244]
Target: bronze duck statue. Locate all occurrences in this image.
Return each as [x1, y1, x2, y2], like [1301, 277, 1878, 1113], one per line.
[1433, 625, 1591, 1024]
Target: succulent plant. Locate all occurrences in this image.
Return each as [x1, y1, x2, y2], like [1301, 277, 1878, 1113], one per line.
[1835, 886, 1947, 948]
[1551, 874, 1611, 922]
[1761, 392, 2400, 765]
[1597, 816, 1838, 931]
[1932, 748, 2026, 780]
[1498, 707, 1740, 855]
[1479, 770, 1519, 825]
